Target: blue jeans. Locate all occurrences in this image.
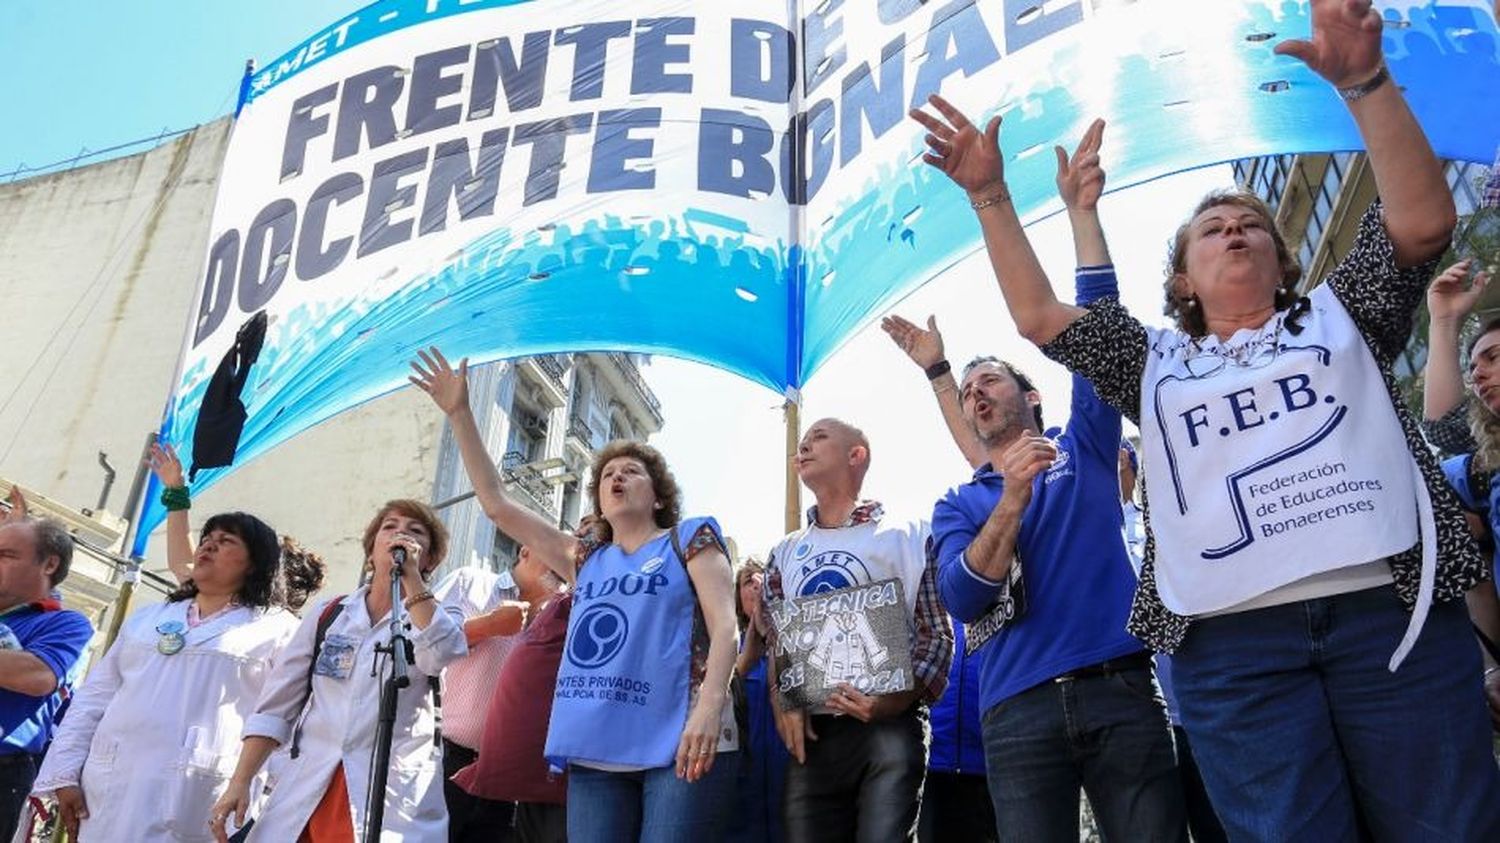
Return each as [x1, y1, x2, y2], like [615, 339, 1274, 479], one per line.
[1172, 584, 1500, 841]
[566, 756, 737, 843]
[981, 664, 1187, 842]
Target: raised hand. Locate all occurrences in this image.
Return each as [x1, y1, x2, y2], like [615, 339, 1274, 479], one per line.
[147, 441, 186, 488]
[2, 486, 27, 525]
[409, 346, 471, 416]
[909, 94, 1006, 199]
[1427, 260, 1489, 324]
[1273, 0, 1384, 88]
[881, 314, 946, 369]
[1055, 119, 1106, 212]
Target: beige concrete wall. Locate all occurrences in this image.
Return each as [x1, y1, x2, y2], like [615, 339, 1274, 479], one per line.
[0, 120, 441, 593]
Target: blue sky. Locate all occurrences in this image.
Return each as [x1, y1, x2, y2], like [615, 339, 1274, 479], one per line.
[0, 1, 360, 176]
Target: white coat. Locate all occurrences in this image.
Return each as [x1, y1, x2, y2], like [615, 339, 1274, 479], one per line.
[31, 599, 300, 842]
[243, 586, 466, 843]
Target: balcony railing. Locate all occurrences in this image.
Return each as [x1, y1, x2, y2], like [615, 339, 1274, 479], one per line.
[566, 414, 594, 449]
[500, 451, 557, 516]
[532, 354, 570, 391]
[607, 353, 663, 426]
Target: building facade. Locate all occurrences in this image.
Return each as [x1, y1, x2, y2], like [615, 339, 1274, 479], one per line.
[1232, 151, 1496, 398]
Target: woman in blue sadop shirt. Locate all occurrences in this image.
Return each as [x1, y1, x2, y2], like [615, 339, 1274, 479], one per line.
[412, 348, 740, 842]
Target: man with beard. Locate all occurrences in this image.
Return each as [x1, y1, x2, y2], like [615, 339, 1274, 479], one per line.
[916, 122, 1186, 840]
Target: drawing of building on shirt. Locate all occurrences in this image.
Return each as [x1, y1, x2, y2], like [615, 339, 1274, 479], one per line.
[807, 612, 891, 685]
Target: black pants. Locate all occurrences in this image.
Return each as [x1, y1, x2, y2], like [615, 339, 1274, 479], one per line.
[918, 771, 996, 843]
[515, 801, 567, 843]
[784, 709, 928, 843]
[443, 739, 517, 843]
[0, 753, 39, 843]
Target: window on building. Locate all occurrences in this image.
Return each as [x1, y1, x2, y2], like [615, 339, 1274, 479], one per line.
[562, 480, 582, 532]
[1450, 162, 1479, 217]
[507, 403, 547, 463]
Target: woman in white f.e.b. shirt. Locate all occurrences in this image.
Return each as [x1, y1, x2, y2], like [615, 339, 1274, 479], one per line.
[911, 0, 1500, 837]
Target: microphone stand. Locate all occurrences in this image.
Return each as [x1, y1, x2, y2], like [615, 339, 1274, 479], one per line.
[365, 551, 413, 840]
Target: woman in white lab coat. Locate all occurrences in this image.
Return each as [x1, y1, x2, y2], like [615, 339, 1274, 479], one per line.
[31, 493, 298, 842]
[211, 499, 467, 843]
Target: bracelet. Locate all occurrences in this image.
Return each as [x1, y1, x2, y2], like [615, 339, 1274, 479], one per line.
[924, 359, 951, 381]
[403, 590, 434, 610]
[160, 485, 191, 512]
[970, 187, 1011, 211]
[933, 384, 956, 396]
[1485, 666, 1500, 678]
[1337, 64, 1390, 102]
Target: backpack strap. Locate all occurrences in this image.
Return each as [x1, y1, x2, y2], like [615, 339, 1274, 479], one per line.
[429, 674, 443, 749]
[669, 523, 688, 569]
[290, 596, 346, 758]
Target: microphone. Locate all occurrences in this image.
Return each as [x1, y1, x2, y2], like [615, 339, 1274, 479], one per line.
[391, 546, 407, 570]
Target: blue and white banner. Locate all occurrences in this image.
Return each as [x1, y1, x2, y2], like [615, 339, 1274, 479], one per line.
[140, 0, 1500, 548]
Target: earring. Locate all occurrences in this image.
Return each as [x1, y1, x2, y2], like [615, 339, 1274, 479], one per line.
[1184, 296, 1199, 310]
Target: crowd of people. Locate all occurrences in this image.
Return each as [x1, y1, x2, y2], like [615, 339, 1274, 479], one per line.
[2, 1, 1499, 840]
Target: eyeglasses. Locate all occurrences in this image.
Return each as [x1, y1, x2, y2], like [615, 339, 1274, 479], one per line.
[1182, 320, 1285, 380]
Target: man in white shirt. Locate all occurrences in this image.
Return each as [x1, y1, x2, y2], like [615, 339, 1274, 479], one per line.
[762, 418, 953, 842]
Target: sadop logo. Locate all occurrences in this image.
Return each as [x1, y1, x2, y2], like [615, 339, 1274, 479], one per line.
[567, 603, 630, 669]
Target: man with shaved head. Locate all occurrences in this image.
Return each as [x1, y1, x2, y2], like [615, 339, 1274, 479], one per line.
[761, 417, 953, 842]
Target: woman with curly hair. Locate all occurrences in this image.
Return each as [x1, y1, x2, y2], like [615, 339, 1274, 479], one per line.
[411, 347, 739, 842]
[32, 443, 299, 841]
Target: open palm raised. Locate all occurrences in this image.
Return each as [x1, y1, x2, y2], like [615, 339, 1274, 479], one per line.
[908, 94, 1007, 199]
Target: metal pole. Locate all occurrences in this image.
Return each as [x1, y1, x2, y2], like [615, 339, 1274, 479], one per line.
[431, 490, 477, 511]
[95, 452, 117, 513]
[783, 399, 801, 534]
[97, 432, 159, 655]
[99, 573, 138, 653]
[116, 431, 158, 556]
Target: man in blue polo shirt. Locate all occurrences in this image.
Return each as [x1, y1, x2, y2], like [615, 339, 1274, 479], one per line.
[0, 516, 93, 841]
[929, 333, 1186, 840]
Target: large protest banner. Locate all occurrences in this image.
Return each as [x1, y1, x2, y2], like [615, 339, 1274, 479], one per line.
[137, 0, 1500, 547]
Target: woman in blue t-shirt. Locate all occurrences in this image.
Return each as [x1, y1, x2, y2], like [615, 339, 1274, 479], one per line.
[411, 347, 740, 841]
